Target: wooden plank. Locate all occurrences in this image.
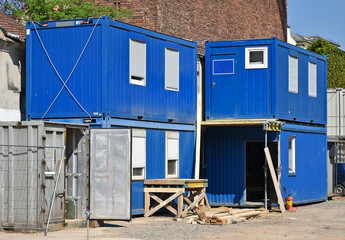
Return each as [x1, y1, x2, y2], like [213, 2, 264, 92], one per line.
[229, 209, 255, 215]
[181, 192, 205, 218]
[183, 196, 193, 206]
[264, 147, 286, 213]
[150, 194, 177, 216]
[144, 179, 207, 186]
[204, 190, 211, 210]
[177, 194, 183, 218]
[144, 189, 184, 217]
[231, 210, 262, 219]
[144, 192, 150, 215]
[144, 188, 184, 193]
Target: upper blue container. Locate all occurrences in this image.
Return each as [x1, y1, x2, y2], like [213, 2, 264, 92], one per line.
[205, 38, 327, 125]
[26, 16, 197, 124]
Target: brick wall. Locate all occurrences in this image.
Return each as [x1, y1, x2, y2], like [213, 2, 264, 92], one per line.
[96, 0, 287, 53]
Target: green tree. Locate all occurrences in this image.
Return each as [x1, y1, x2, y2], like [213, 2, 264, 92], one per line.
[1, 0, 133, 21]
[307, 39, 345, 88]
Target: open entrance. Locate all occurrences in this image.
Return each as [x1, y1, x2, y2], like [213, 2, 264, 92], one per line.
[246, 142, 278, 204]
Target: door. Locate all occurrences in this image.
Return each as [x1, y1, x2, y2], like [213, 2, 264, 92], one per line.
[245, 142, 278, 203]
[211, 54, 238, 116]
[90, 129, 131, 220]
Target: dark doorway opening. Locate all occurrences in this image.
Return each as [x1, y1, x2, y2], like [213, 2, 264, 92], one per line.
[246, 142, 278, 203]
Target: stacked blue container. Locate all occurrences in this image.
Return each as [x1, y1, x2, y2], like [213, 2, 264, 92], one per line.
[26, 16, 197, 215]
[204, 38, 327, 206]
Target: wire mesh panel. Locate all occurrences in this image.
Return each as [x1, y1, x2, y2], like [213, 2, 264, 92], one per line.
[0, 122, 67, 231]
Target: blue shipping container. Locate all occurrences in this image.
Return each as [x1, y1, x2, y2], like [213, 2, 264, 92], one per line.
[49, 117, 195, 215]
[205, 38, 327, 125]
[204, 123, 327, 206]
[26, 16, 197, 124]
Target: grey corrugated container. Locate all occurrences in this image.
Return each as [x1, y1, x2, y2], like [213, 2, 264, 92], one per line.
[327, 89, 345, 136]
[0, 121, 87, 230]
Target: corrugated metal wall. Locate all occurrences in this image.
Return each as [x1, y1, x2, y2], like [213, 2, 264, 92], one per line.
[205, 38, 327, 125]
[205, 124, 327, 206]
[130, 128, 195, 215]
[0, 122, 65, 230]
[26, 17, 197, 124]
[107, 24, 197, 123]
[275, 41, 327, 124]
[327, 89, 345, 136]
[280, 124, 327, 203]
[27, 24, 103, 119]
[205, 126, 278, 205]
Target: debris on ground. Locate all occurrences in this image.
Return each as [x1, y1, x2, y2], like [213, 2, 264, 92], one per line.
[176, 207, 262, 225]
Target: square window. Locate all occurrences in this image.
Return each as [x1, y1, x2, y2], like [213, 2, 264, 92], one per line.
[132, 129, 146, 180]
[289, 55, 298, 94]
[165, 48, 179, 91]
[130, 39, 146, 86]
[245, 47, 268, 69]
[250, 51, 264, 64]
[166, 131, 179, 178]
[308, 62, 317, 97]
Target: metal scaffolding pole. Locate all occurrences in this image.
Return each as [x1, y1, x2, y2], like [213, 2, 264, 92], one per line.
[265, 130, 268, 211]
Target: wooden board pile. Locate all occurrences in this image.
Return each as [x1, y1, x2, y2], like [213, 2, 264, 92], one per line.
[181, 207, 262, 225]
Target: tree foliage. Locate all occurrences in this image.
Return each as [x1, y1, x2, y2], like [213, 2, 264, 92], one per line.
[307, 39, 345, 88]
[1, 0, 133, 21]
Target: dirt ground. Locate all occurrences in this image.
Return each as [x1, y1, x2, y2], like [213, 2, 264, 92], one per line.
[1, 198, 345, 240]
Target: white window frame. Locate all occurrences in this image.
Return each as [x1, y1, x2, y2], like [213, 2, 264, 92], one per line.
[132, 129, 146, 180]
[129, 39, 146, 86]
[288, 136, 296, 174]
[165, 131, 179, 178]
[288, 55, 298, 94]
[245, 47, 268, 69]
[165, 48, 180, 91]
[308, 61, 317, 97]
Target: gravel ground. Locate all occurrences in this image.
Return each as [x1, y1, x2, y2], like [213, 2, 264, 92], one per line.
[1, 198, 345, 240]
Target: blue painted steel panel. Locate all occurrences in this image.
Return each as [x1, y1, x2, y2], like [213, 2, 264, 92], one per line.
[205, 124, 327, 205]
[26, 17, 197, 124]
[205, 38, 327, 125]
[280, 126, 327, 203]
[205, 126, 278, 205]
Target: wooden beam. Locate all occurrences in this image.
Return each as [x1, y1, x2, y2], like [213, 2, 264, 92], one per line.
[144, 188, 184, 193]
[264, 147, 286, 213]
[144, 189, 184, 217]
[150, 194, 177, 216]
[181, 192, 205, 218]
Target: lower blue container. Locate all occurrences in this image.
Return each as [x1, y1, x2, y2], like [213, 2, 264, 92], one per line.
[48, 117, 195, 215]
[204, 123, 327, 206]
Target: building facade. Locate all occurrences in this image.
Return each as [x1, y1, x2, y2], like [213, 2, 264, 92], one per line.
[95, 0, 287, 52]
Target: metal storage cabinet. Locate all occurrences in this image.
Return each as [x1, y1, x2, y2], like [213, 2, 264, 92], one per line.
[205, 38, 327, 125]
[204, 123, 327, 206]
[26, 16, 197, 124]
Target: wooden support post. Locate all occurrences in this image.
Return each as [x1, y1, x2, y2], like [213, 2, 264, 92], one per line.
[145, 192, 150, 215]
[177, 194, 183, 218]
[264, 147, 286, 213]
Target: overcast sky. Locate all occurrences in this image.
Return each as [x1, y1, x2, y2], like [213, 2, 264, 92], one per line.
[287, 0, 345, 50]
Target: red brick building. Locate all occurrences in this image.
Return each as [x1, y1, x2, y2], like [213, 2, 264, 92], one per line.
[95, 0, 287, 52]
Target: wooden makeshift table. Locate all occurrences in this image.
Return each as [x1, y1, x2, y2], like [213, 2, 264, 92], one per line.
[144, 179, 209, 218]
